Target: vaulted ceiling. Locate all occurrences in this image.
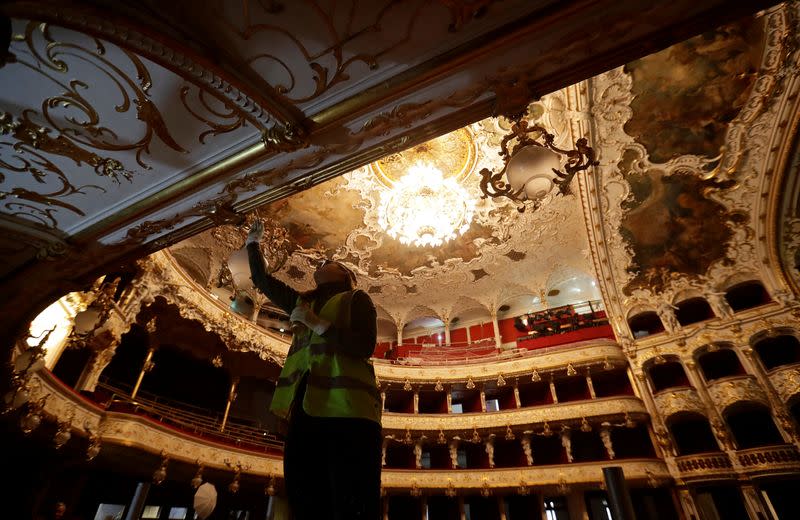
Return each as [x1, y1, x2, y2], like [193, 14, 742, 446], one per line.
[0, 0, 781, 342]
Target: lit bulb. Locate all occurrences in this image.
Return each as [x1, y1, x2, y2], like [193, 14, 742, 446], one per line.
[20, 412, 41, 434]
[86, 441, 102, 461]
[53, 428, 71, 449]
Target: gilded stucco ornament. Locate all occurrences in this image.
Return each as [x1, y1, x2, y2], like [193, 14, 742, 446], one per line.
[706, 376, 770, 411]
[768, 365, 800, 402]
[584, 5, 795, 346]
[653, 388, 705, 419]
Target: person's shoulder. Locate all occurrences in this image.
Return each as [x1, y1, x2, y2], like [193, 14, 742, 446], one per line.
[351, 289, 375, 307]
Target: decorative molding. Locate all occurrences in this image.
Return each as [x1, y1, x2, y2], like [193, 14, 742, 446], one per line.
[736, 444, 800, 477]
[768, 364, 800, 402]
[652, 388, 705, 419]
[706, 375, 770, 412]
[380, 460, 671, 489]
[382, 397, 646, 432]
[674, 453, 735, 481]
[583, 4, 798, 342]
[374, 341, 624, 382]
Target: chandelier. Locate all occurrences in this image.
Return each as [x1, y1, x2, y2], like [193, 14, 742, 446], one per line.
[378, 162, 476, 247]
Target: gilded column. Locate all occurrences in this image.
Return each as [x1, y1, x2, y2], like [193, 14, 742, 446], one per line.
[491, 309, 502, 349]
[586, 368, 597, 399]
[220, 377, 239, 432]
[131, 346, 156, 400]
[739, 344, 798, 446]
[549, 376, 559, 404]
[600, 422, 615, 460]
[561, 426, 573, 463]
[513, 382, 522, 408]
[740, 483, 773, 520]
[680, 356, 732, 451]
[631, 369, 675, 461]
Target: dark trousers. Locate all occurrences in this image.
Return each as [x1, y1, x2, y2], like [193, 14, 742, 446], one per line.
[284, 393, 382, 520]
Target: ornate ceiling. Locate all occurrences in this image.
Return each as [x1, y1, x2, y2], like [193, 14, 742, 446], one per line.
[161, 2, 800, 342]
[168, 104, 594, 324]
[0, 0, 785, 345]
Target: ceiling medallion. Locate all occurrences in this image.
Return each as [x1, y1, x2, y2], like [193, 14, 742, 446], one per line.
[377, 162, 476, 247]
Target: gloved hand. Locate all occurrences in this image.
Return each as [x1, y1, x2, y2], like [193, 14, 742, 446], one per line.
[290, 301, 331, 336]
[246, 219, 264, 245]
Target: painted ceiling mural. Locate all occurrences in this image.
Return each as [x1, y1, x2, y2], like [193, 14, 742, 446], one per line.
[585, 3, 797, 342]
[169, 97, 595, 321]
[618, 17, 765, 295]
[164, 5, 798, 331]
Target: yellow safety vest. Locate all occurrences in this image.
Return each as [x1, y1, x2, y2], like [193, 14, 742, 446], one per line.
[270, 291, 381, 424]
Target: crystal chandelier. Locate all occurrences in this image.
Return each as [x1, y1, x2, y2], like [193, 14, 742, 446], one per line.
[378, 162, 476, 247]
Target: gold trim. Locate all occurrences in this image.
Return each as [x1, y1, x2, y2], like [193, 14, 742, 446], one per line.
[72, 141, 265, 242]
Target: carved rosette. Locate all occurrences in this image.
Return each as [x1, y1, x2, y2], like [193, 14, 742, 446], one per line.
[768, 365, 800, 402]
[652, 388, 705, 419]
[706, 376, 769, 412]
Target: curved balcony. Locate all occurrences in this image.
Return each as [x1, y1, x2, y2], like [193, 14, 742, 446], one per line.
[767, 363, 800, 402]
[382, 396, 647, 432]
[26, 370, 662, 492]
[381, 459, 670, 490]
[736, 444, 800, 477]
[706, 375, 769, 412]
[674, 452, 735, 482]
[652, 386, 705, 419]
[374, 340, 625, 382]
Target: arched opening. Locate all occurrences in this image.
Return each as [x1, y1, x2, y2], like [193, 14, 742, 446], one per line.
[754, 334, 800, 370]
[697, 348, 745, 382]
[724, 280, 771, 312]
[725, 402, 784, 449]
[674, 297, 715, 325]
[667, 413, 720, 455]
[791, 398, 800, 430]
[647, 360, 690, 392]
[628, 311, 664, 338]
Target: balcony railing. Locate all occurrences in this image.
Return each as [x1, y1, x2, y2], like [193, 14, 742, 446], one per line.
[675, 452, 734, 480]
[737, 444, 800, 475]
[96, 380, 284, 452]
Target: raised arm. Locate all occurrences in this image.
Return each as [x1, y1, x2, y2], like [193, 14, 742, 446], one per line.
[246, 222, 298, 315]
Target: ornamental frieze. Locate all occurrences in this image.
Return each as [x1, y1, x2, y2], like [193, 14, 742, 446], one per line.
[374, 341, 625, 383]
[768, 365, 800, 402]
[380, 460, 671, 489]
[381, 397, 646, 432]
[706, 375, 769, 412]
[652, 388, 705, 419]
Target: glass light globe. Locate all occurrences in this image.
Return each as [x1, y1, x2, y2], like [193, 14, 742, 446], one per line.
[505, 146, 562, 201]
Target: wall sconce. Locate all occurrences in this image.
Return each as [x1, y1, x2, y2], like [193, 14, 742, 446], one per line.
[86, 432, 102, 461]
[228, 464, 241, 494]
[19, 396, 47, 434]
[191, 461, 205, 489]
[265, 475, 276, 497]
[53, 411, 74, 449]
[479, 113, 597, 212]
[152, 451, 169, 485]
